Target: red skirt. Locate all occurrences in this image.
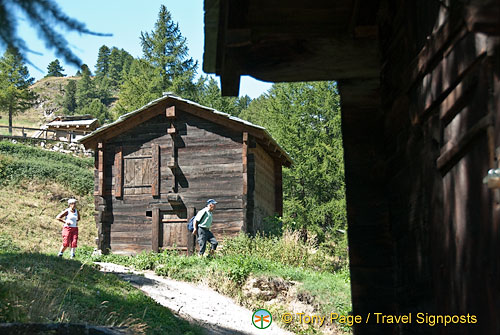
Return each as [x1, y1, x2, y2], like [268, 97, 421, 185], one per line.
[62, 226, 78, 248]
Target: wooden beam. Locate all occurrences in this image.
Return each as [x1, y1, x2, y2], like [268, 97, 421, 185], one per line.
[152, 207, 160, 252]
[114, 146, 123, 198]
[242, 132, 248, 232]
[437, 114, 493, 171]
[167, 193, 182, 203]
[151, 144, 160, 197]
[166, 105, 176, 118]
[98, 142, 105, 197]
[167, 159, 178, 170]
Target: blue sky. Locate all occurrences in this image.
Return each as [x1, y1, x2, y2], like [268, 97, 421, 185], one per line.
[15, 0, 272, 99]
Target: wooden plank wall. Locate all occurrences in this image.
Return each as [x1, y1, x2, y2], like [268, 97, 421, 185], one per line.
[341, 1, 500, 334]
[177, 110, 245, 237]
[250, 143, 277, 234]
[96, 107, 246, 254]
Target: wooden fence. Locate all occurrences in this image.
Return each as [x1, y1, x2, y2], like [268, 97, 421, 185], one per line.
[0, 125, 73, 142]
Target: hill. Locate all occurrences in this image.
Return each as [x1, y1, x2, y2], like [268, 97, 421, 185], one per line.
[30, 76, 81, 125]
[0, 140, 95, 252]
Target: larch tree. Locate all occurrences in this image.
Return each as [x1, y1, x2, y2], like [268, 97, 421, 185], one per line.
[140, 5, 197, 93]
[118, 5, 198, 113]
[95, 45, 111, 79]
[196, 76, 250, 117]
[61, 80, 77, 115]
[240, 81, 346, 242]
[46, 59, 65, 77]
[0, 47, 38, 133]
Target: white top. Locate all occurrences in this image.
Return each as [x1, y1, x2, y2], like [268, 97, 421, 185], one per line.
[60, 208, 78, 227]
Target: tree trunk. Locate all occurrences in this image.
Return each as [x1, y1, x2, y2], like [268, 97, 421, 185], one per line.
[8, 105, 13, 134]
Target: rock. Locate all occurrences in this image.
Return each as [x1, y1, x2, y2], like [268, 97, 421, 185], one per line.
[242, 276, 295, 301]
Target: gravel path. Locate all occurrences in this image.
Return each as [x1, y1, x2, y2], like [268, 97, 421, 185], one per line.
[96, 262, 294, 335]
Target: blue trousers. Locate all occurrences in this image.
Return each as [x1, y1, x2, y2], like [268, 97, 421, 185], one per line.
[197, 227, 218, 255]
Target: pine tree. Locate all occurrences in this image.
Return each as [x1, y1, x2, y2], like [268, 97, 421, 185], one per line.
[95, 45, 111, 79]
[62, 80, 77, 115]
[239, 81, 346, 241]
[140, 5, 197, 87]
[79, 98, 109, 124]
[118, 5, 198, 114]
[196, 76, 248, 116]
[116, 59, 163, 113]
[46, 59, 65, 77]
[75, 66, 96, 109]
[0, 47, 38, 133]
[108, 47, 133, 88]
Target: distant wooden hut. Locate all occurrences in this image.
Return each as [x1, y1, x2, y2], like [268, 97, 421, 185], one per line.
[80, 94, 292, 255]
[43, 115, 100, 142]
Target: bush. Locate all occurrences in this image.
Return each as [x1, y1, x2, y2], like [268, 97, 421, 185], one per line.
[221, 230, 347, 272]
[0, 141, 93, 195]
[0, 141, 93, 169]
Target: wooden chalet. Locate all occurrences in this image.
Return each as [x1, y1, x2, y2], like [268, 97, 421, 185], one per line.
[42, 115, 100, 142]
[79, 93, 292, 255]
[203, 0, 500, 334]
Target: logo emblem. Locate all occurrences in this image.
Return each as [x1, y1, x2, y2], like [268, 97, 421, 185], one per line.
[252, 309, 272, 329]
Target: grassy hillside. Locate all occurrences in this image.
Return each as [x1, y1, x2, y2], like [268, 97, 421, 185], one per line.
[0, 141, 202, 334]
[0, 76, 78, 136]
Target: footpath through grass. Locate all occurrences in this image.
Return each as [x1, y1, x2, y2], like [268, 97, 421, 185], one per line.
[0, 248, 202, 334]
[76, 231, 352, 335]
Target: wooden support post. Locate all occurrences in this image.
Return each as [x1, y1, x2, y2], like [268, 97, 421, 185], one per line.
[168, 122, 178, 193]
[152, 207, 160, 253]
[97, 142, 105, 196]
[242, 132, 249, 232]
[114, 146, 123, 198]
[152, 144, 160, 197]
[187, 207, 196, 255]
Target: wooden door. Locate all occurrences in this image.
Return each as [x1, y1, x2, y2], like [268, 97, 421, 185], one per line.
[161, 210, 188, 252]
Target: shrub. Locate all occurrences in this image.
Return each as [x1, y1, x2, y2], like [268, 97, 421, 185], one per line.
[0, 141, 93, 195]
[0, 141, 93, 169]
[221, 230, 346, 272]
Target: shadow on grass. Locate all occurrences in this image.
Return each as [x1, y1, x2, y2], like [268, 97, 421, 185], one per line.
[0, 252, 203, 334]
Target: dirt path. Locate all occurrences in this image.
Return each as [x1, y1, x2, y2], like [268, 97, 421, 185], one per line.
[96, 262, 294, 335]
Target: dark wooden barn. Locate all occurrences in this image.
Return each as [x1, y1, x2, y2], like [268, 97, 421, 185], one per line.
[80, 94, 292, 255]
[203, 0, 500, 334]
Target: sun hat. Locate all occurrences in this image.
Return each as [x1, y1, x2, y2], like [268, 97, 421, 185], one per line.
[68, 198, 77, 204]
[207, 199, 217, 205]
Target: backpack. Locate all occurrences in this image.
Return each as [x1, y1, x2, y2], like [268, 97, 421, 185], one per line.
[187, 211, 207, 232]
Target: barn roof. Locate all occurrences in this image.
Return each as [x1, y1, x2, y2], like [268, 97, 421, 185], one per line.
[79, 93, 292, 167]
[46, 118, 100, 129]
[203, 0, 380, 96]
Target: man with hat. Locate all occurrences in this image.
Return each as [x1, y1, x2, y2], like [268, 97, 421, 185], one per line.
[192, 199, 218, 257]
